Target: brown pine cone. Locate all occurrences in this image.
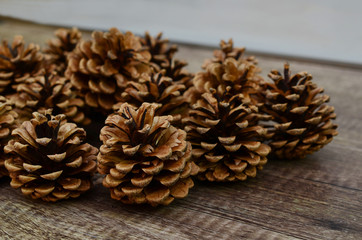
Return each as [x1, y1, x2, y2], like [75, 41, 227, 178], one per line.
[113, 70, 188, 124]
[184, 88, 270, 182]
[202, 39, 258, 69]
[0, 36, 43, 95]
[261, 64, 338, 160]
[10, 71, 90, 125]
[44, 28, 82, 74]
[186, 56, 264, 106]
[98, 103, 198, 206]
[4, 110, 97, 201]
[141, 32, 193, 88]
[186, 39, 262, 104]
[141, 32, 178, 69]
[0, 96, 18, 177]
[66, 28, 151, 113]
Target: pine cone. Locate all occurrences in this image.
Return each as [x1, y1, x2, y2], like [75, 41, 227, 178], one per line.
[142, 32, 178, 69]
[4, 110, 97, 201]
[0, 36, 43, 95]
[98, 103, 198, 206]
[113, 70, 188, 124]
[66, 28, 151, 113]
[10, 71, 90, 125]
[184, 39, 263, 106]
[44, 28, 82, 74]
[261, 64, 338, 160]
[141, 32, 193, 88]
[0, 96, 18, 177]
[202, 39, 258, 69]
[184, 88, 270, 182]
[186, 56, 263, 106]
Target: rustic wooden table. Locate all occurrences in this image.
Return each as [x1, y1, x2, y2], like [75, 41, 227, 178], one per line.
[0, 17, 361, 240]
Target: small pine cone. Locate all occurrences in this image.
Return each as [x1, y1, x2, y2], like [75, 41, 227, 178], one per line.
[44, 28, 82, 73]
[98, 103, 198, 206]
[141, 32, 193, 88]
[0, 36, 43, 95]
[202, 39, 258, 69]
[113, 70, 188, 124]
[261, 64, 338, 160]
[66, 28, 151, 113]
[0, 96, 18, 177]
[10, 72, 90, 125]
[186, 56, 263, 106]
[141, 32, 178, 69]
[4, 110, 97, 201]
[184, 88, 270, 182]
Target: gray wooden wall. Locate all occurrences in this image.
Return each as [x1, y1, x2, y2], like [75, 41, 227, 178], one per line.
[0, 0, 361, 65]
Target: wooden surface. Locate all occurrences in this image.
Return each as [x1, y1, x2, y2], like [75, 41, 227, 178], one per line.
[0, 17, 361, 240]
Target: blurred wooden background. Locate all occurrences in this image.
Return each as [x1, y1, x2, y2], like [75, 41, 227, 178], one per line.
[0, 16, 361, 240]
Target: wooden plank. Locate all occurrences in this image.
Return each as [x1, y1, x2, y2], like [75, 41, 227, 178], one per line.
[0, 17, 361, 240]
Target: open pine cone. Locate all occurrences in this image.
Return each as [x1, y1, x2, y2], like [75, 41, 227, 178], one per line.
[261, 64, 338, 160]
[184, 88, 270, 182]
[4, 110, 97, 201]
[185, 39, 263, 106]
[113, 70, 188, 124]
[141, 32, 193, 88]
[44, 28, 82, 74]
[0, 96, 18, 177]
[66, 28, 151, 113]
[98, 103, 198, 206]
[0, 35, 43, 95]
[10, 71, 90, 125]
[186, 56, 264, 106]
[142, 32, 178, 70]
[202, 39, 258, 68]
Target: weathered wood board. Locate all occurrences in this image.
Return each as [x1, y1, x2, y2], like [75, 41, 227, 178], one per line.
[0, 17, 361, 240]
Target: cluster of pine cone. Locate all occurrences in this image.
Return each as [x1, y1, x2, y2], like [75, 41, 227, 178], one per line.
[0, 28, 338, 206]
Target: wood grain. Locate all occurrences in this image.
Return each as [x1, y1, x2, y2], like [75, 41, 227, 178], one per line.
[0, 17, 361, 240]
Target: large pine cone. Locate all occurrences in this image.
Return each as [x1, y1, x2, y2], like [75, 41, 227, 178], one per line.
[10, 71, 90, 125]
[0, 96, 18, 177]
[4, 110, 97, 201]
[66, 28, 151, 113]
[184, 88, 270, 182]
[141, 32, 193, 87]
[113, 70, 188, 123]
[44, 28, 82, 74]
[0, 36, 43, 95]
[261, 64, 338, 159]
[98, 103, 198, 206]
